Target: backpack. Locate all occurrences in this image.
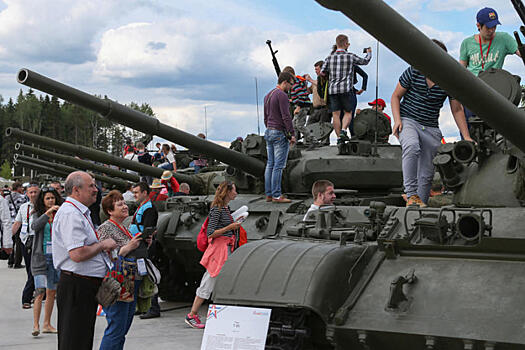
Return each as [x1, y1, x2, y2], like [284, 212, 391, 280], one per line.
[197, 217, 209, 252]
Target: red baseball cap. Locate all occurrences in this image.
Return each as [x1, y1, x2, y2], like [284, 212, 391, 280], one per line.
[368, 98, 386, 108]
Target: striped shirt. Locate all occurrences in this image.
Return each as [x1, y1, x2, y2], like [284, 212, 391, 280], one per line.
[290, 76, 311, 105]
[206, 206, 234, 238]
[399, 67, 453, 128]
[321, 49, 371, 95]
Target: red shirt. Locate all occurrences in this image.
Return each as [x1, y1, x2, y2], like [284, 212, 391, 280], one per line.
[149, 191, 168, 202]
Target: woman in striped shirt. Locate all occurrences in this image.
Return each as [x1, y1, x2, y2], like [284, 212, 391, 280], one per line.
[391, 39, 473, 207]
[185, 181, 241, 329]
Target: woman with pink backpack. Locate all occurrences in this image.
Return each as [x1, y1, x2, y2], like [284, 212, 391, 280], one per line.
[185, 181, 241, 329]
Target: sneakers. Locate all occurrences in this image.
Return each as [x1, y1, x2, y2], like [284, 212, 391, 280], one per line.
[185, 313, 205, 329]
[339, 130, 350, 142]
[265, 196, 273, 202]
[406, 195, 427, 208]
[272, 196, 292, 203]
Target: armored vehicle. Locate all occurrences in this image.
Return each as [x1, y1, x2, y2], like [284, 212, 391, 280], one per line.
[213, 0, 525, 349]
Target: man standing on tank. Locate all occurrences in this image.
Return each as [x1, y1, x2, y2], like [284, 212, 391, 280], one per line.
[459, 7, 521, 122]
[391, 40, 473, 207]
[264, 71, 296, 204]
[321, 34, 371, 144]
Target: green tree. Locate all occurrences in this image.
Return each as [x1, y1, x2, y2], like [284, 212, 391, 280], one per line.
[0, 160, 11, 179]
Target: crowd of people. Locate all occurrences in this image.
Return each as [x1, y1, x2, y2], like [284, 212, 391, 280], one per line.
[264, 7, 519, 206]
[0, 169, 196, 349]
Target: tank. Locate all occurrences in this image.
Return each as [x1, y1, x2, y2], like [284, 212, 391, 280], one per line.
[14, 153, 129, 189]
[214, 0, 525, 349]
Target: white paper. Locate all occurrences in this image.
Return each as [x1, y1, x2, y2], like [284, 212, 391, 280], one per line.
[201, 305, 271, 350]
[231, 206, 248, 221]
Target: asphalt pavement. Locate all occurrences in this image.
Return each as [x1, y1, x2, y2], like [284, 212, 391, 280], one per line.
[0, 261, 205, 349]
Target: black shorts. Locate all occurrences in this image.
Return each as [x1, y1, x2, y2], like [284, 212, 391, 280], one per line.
[329, 92, 356, 113]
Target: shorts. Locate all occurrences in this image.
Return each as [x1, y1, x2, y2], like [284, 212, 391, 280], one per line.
[195, 270, 216, 300]
[329, 91, 356, 113]
[34, 254, 60, 291]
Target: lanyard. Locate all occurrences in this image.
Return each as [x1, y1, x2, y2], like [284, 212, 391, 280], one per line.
[48, 216, 54, 239]
[65, 200, 99, 240]
[132, 200, 149, 226]
[478, 36, 493, 70]
[109, 219, 133, 239]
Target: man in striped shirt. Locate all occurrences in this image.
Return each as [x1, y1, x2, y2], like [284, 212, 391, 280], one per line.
[321, 34, 371, 143]
[391, 39, 473, 207]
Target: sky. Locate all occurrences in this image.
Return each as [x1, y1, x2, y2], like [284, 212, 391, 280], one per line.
[0, 0, 523, 146]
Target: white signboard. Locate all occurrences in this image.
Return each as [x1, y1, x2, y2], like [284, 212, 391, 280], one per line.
[201, 304, 272, 350]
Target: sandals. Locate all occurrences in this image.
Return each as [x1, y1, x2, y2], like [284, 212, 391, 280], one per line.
[42, 327, 58, 334]
[32, 328, 40, 337]
[22, 303, 31, 309]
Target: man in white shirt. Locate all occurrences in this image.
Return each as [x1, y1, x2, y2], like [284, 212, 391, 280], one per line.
[303, 180, 336, 221]
[12, 183, 40, 308]
[52, 171, 117, 350]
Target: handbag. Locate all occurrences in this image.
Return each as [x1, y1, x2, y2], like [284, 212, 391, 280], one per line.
[145, 258, 161, 285]
[96, 277, 121, 308]
[196, 217, 209, 252]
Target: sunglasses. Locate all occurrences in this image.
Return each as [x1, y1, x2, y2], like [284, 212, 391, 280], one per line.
[41, 187, 55, 193]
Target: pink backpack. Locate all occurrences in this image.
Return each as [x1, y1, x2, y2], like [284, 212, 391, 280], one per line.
[197, 217, 209, 252]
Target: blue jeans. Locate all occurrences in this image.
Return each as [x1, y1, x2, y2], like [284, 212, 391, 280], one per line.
[264, 129, 289, 198]
[99, 279, 142, 350]
[159, 162, 174, 170]
[34, 254, 60, 290]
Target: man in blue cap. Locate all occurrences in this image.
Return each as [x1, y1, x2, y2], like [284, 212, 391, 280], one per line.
[460, 7, 520, 76]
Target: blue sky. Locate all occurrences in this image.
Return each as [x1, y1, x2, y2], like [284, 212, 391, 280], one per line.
[0, 0, 523, 146]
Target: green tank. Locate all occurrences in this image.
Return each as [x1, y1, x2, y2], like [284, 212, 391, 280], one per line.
[212, 0, 525, 349]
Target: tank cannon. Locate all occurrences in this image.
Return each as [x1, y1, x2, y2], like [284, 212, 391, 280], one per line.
[6, 128, 214, 194]
[14, 153, 129, 189]
[15, 143, 140, 182]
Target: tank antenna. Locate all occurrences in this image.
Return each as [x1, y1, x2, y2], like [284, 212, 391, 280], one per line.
[373, 40, 380, 155]
[255, 77, 261, 135]
[204, 105, 208, 139]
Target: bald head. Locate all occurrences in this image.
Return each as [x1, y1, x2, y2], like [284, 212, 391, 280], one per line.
[65, 171, 98, 206]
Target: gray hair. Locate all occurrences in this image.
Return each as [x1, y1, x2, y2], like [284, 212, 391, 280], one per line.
[65, 171, 88, 196]
[180, 182, 190, 193]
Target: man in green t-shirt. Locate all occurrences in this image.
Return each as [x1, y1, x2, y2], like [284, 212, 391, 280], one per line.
[459, 7, 520, 77]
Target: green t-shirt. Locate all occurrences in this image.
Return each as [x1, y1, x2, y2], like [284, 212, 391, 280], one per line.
[459, 32, 518, 76]
[43, 221, 51, 253]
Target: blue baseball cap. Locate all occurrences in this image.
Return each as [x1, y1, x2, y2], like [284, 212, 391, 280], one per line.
[476, 7, 501, 28]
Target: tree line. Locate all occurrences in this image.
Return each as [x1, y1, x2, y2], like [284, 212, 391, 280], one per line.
[0, 89, 155, 179]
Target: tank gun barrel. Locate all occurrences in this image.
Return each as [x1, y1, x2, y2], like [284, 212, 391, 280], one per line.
[316, 0, 525, 154]
[6, 128, 202, 191]
[16, 69, 266, 177]
[14, 154, 129, 188]
[16, 143, 140, 182]
[14, 159, 69, 179]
